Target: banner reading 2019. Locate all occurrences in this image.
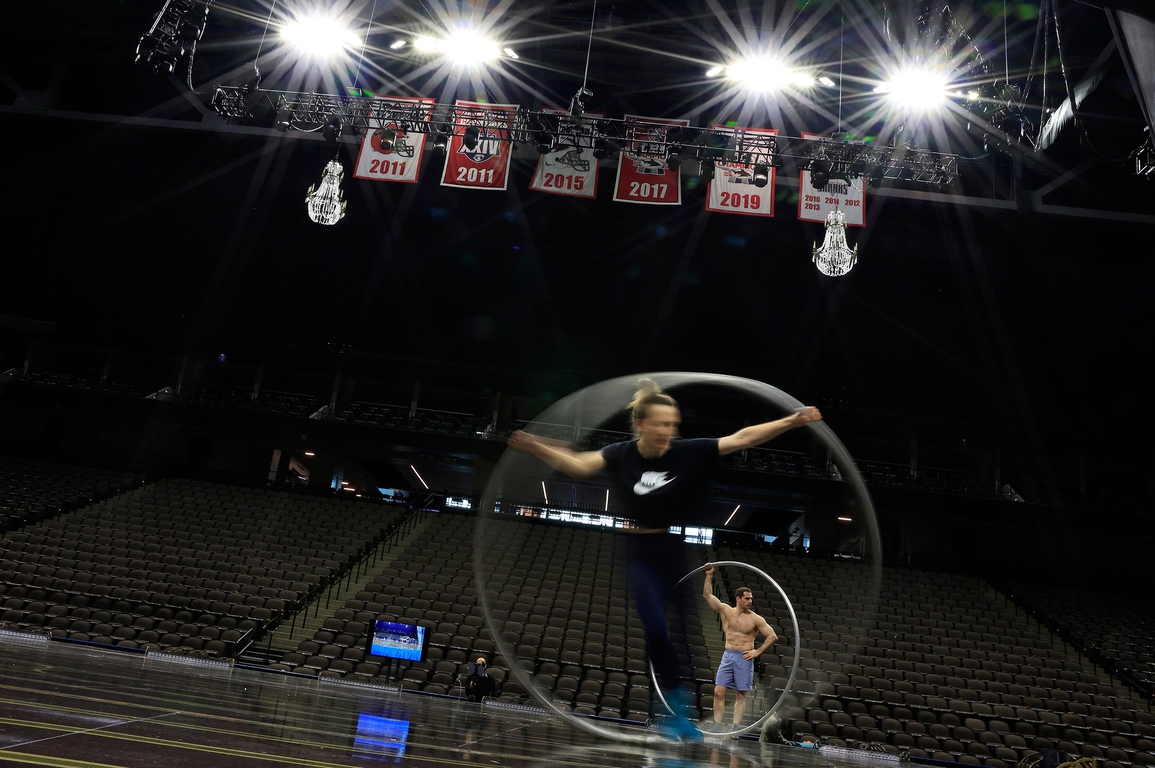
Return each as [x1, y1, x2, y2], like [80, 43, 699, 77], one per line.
[440, 100, 517, 191]
[705, 125, 778, 217]
[612, 115, 691, 205]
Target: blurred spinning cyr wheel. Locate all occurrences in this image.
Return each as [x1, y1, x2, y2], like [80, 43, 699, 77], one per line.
[474, 373, 882, 743]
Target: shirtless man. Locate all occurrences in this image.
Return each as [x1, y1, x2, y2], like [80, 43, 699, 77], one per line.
[702, 563, 778, 734]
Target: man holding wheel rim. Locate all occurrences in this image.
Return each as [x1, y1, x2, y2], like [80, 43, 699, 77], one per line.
[702, 564, 779, 735]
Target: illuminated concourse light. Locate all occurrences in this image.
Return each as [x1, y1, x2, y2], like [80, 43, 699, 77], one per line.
[875, 68, 951, 111]
[705, 65, 724, 77]
[724, 55, 814, 91]
[503, 47, 519, 59]
[389, 40, 406, 49]
[413, 28, 502, 65]
[838, 516, 853, 522]
[280, 15, 360, 58]
[818, 76, 836, 87]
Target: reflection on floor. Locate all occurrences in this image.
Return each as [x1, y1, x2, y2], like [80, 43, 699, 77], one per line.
[0, 638, 889, 768]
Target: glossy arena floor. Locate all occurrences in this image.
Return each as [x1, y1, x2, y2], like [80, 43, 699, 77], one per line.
[0, 638, 897, 768]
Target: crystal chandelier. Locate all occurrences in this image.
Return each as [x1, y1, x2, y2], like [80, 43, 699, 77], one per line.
[305, 158, 347, 225]
[812, 206, 858, 277]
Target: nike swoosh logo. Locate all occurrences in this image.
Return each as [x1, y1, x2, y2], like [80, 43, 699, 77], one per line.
[634, 476, 676, 495]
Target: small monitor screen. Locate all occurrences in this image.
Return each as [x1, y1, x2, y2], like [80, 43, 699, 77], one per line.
[352, 713, 409, 759]
[367, 620, 427, 662]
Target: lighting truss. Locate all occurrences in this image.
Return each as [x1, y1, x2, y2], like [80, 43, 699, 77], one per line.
[136, 0, 214, 76]
[211, 86, 959, 185]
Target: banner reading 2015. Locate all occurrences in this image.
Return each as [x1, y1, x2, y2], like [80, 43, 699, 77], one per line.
[440, 100, 518, 191]
[529, 107, 603, 199]
[705, 125, 778, 217]
[612, 115, 691, 205]
[353, 96, 435, 184]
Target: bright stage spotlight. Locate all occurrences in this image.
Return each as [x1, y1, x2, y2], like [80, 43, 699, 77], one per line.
[414, 28, 503, 66]
[875, 68, 951, 111]
[280, 15, 360, 58]
[724, 55, 813, 91]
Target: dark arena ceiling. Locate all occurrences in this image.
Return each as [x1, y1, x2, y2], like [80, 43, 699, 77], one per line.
[0, 0, 1153, 468]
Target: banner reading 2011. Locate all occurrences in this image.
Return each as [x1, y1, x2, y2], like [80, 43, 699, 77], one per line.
[798, 132, 866, 226]
[612, 115, 691, 205]
[705, 125, 778, 217]
[353, 96, 435, 184]
[440, 100, 517, 191]
[529, 107, 603, 199]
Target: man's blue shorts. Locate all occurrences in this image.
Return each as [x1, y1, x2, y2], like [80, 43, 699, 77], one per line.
[715, 649, 754, 691]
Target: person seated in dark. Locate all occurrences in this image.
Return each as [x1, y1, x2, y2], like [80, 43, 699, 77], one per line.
[465, 657, 495, 702]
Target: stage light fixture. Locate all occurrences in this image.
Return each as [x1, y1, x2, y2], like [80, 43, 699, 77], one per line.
[281, 14, 359, 58]
[533, 131, 553, 154]
[569, 86, 593, 118]
[390, 40, 406, 49]
[322, 115, 342, 143]
[700, 160, 715, 183]
[867, 165, 886, 187]
[812, 207, 858, 277]
[810, 159, 832, 188]
[432, 126, 452, 152]
[725, 55, 814, 91]
[752, 164, 769, 188]
[305, 158, 347, 226]
[274, 103, 292, 131]
[414, 28, 502, 65]
[666, 149, 682, 171]
[875, 68, 951, 111]
[593, 138, 616, 159]
[462, 125, 480, 150]
[375, 127, 397, 151]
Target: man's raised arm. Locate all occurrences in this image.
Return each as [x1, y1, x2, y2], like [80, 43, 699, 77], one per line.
[703, 564, 726, 614]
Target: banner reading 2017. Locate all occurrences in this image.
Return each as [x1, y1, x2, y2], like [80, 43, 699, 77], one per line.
[612, 115, 691, 205]
[440, 100, 517, 191]
[705, 125, 778, 217]
[353, 96, 435, 184]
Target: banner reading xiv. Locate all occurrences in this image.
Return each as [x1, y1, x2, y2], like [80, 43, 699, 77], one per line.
[440, 101, 517, 191]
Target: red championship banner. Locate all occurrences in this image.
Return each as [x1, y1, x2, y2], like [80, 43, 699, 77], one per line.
[612, 115, 691, 205]
[353, 96, 434, 184]
[705, 125, 778, 217]
[440, 100, 517, 191]
[798, 132, 866, 226]
[529, 108, 603, 199]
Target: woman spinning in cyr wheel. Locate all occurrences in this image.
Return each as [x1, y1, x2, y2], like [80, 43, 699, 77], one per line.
[508, 378, 820, 739]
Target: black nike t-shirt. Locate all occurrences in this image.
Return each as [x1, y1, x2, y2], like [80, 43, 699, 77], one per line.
[599, 438, 720, 528]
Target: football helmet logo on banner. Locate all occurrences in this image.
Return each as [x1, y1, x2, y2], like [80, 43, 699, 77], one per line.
[547, 149, 591, 173]
[370, 124, 415, 158]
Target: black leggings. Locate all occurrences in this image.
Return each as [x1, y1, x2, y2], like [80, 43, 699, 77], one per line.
[627, 533, 691, 691]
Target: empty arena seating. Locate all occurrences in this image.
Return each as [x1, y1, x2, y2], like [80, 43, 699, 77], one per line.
[0, 478, 405, 658]
[1008, 582, 1155, 701]
[290, 514, 1154, 764]
[0, 456, 140, 530]
[278, 513, 715, 723]
[712, 541, 1155, 767]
